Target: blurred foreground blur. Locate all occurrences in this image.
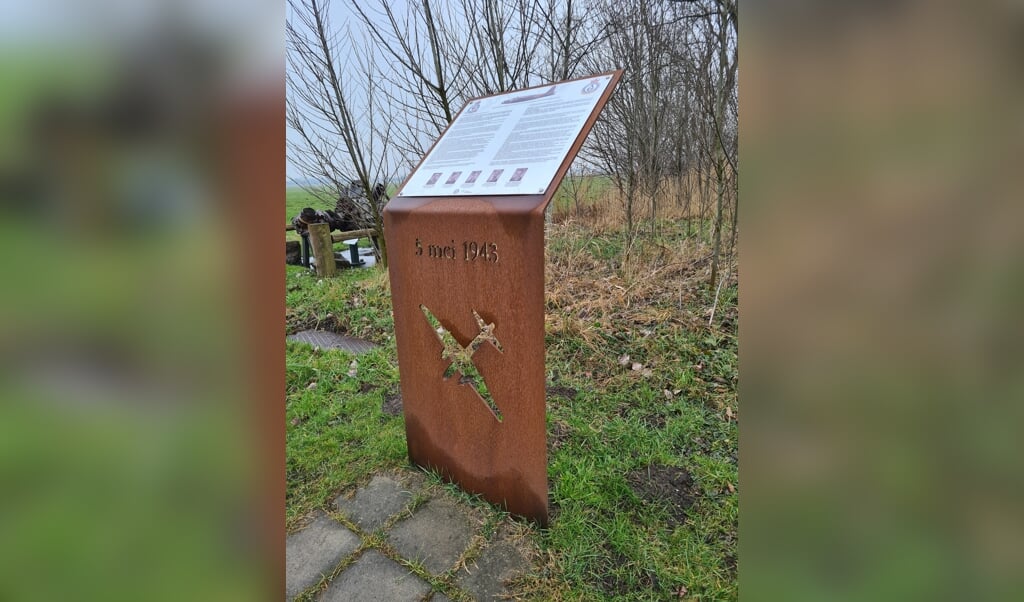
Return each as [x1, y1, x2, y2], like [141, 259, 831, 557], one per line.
[742, 2, 1024, 600]
[0, 1, 281, 600]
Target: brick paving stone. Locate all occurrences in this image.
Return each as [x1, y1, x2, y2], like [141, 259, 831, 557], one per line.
[319, 549, 431, 602]
[387, 498, 475, 575]
[285, 511, 360, 599]
[335, 475, 416, 531]
[456, 541, 529, 601]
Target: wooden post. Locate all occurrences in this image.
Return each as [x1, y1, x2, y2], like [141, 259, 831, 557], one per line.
[307, 222, 336, 277]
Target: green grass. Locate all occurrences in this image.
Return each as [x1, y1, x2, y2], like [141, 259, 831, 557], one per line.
[542, 375, 737, 600]
[285, 187, 334, 241]
[285, 340, 406, 526]
[285, 220, 738, 600]
[550, 174, 614, 215]
[288, 175, 609, 236]
[286, 186, 335, 222]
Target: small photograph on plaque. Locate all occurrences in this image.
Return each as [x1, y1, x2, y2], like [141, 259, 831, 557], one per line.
[445, 171, 462, 185]
[485, 169, 503, 184]
[465, 170, 482, 184]
[425, 172, 442, 186]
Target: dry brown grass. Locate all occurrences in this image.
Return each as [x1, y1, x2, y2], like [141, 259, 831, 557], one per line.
[544, 205, 738, 388]
[551, 174, 728, 232]
[546, 224, 708, 326]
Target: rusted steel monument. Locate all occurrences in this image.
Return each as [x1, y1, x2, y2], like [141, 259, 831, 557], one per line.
[385, 71, 621, 525]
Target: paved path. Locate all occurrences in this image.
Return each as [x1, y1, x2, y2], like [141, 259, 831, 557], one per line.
[286, 470, 531, 601]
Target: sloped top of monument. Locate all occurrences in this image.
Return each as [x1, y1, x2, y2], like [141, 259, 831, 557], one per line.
[394, 71, 621, 205]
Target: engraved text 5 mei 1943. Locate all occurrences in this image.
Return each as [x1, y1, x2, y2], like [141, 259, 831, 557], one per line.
[415, 238, 499, 263]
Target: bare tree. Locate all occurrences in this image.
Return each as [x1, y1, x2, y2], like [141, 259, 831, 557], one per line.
[287, 0, 395, 265]
[675, 0, 737, 289]
[534, 0, 606, 82]
[458, 0, 545, 93]
[345, 0, 471, 161]
[286, 0, 738, 278]
[584, 0, 677, 237]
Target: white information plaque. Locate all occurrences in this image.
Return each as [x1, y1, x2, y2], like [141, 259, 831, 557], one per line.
[397, 74, 614, 197]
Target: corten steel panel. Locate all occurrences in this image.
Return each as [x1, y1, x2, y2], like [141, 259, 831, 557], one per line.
[385, 72, 621, 525]
[385, 197, 548, 523]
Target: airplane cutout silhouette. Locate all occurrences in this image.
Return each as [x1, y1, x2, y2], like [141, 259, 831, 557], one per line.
[420, 305, 504, 421]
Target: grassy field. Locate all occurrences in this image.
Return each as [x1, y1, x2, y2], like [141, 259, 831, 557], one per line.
[285, 187, 333, 241]
[549, 174, 615, 217]
[285, 205, 738, 600]
[287, 175, 615, 240]
[286, 176, 609, 220]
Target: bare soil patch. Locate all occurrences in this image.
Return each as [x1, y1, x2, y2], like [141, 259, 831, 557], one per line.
[286, 310, 346, 336]
[547, 420, 572, 453]
[546, 385, 578, 400]
[627, 463, 696, 524]
[381, 391, 403, 416]
[639, 412, 667, 429]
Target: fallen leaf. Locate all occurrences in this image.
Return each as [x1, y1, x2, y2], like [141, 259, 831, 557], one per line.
[290, 418, 300, 426]
[618, 354, 631, 366]
[307, 381, 318, 390]
[641, 368, 653, 377]
[694, 363, 703, 371]
[663, 389, 674, 399]
[727, 483, 736, 493]
[673, 388, 682, 395]
[677, 585, 688, 598]
[347, 360, 359, 378]
[631, 362, 643, 371]
[725, 406, 733, 420]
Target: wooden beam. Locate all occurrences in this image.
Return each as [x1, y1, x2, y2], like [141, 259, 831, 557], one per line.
[285, 224, 376, 242]
[330, 228, 376, 243]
